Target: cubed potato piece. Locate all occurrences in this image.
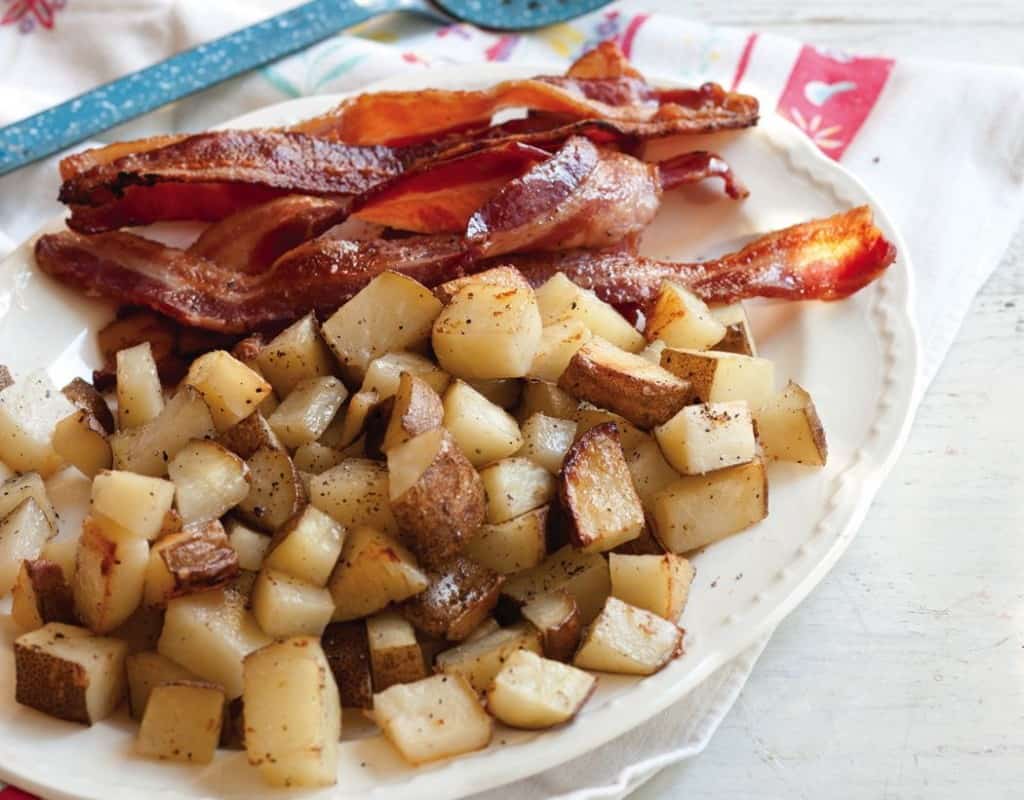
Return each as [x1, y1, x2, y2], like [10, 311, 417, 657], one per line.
[572, 403, 647, 452]
[561, 423, 644, 553]
[367, 611, 426, 691]
[226, 520, 271, 572]
[61, 377, 114, 434]
[116, 342, 164, 430]
[158, 585, 271, 698]
[518, 379, 578, 422]
[256, 313, 336, 397]
[268, 376, 348, 449]
[521, 590, 582, 662]
[292, 441, 346, 474]
[400, 556, 503, 641]
[216, 411, 283, 459]
[443, 380, 523, 467]
[651, 458, 768, 553]
[609, 553, 695, 621]
[754, 381, 828, 466]
[1, 471, 58, 532]
[369, 673, 492, 765]
[56, 396, 110, 471]
[381, 372, 443, 454]
[432, 283, 542, 380]
[463, 506, 548, 575]
[251, 568, 335, 638]
[487, 649, 595, 729]
[263, 505, 344, 587]
[74, 516, 149, 633]
[710, 302, 757, 356]
[327, 525, 429, 621]
[322, 620, 373, 709]
[184, 351, 272, 432]
[144, 520, 239, 607]
[574, 596, 683, 675]
[11, 558, 76, 631]
[168, 440, 250, 524]
[536, 273, 644, 352]
[528, 319, 593, 383]
[321, 271, 442, 382]
[126, 650, 200, 719]
[433, 266, 532, 305]
[331, 389, 380, 449]
[612, 525, 665, 556]
[623, 434, 681, 509]
[388, 428, 486, 566]
[637, 339, 668, 365]
[361, 351, 450, 399]
[435, 622, 541, 693]
[0, 371, 75, 476]
[479, 458, 556, 524]
[502, 545, 610, 624]
[137, 680, 224, 764]
[91, 469, 175, 540]
[236, 446, 307, 532]
[660, 348, 774, 408]
[42, 535, 79, 583]
[517, 413, 577, 474]
[560, 338, 694, 429]
[243, 638, 341, 788]
[309, 458, 397, 534]
[14, 622, 128, 724]
[654, 401, 756, 475]
[644, 281, 726, 350]
[110, 386, 216, 476]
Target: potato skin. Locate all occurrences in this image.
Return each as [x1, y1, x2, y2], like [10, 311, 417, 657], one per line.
[61, 377, 115, 434]
[19, 559, 77, 626]
[322, 621, 373, 709]
[15, 643, 91, 724]
[400, 556, 504, 641]
[152, 521, 240, 602]
[216, 412, 283, 459]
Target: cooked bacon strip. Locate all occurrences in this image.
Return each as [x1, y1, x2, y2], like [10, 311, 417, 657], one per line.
[59, 134, 188, 180]
[657, 151, 748, 198]
[565, 41, 645, 80]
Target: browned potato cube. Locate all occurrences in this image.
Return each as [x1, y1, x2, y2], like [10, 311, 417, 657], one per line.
[501, 545, 610, 624]
[268, 376, 349, 449]
[216, 411, 283, 460]
[710, 302, 757, 356]
[74, 516, 149, 633]
[236, 446, 307, 532]
[654, 401, 757, 476]
[660, 348, 774, 408]
[144, 520, 239, 607]
[521, 590, 582, 662]
[137, 681, 225, 764]
[382, 372, 444, 453]
[400, 556, 503, 641]
[61, 377, 115, 434]
[754, 381, 828, 466]
[256, 313, 337, 397]
[479, 458, 556, 524]
[0, 497, 54, 595]
[644, 281, 726, 350]
[435, 622, 542, 693]
[322, 621, 373, 709]
[169, 440, 250, 524]
[91, 469, 176, 541]
[609, 553, 695, 621]
[53, 410, 112, 478]
[116, 342, 164, 430]
[487, 649, 596, 729]
[309, 458, 397, 534]
[463, 505, 548, 575]
[251, 568, 334, 637]
[264, 505, 344, 587]
[366, 611, 427, 691]
[184, 350, 272, 432]
[11, 559, 75, 631]
[516, 413, 577, 474]
[433, 266, 532, 305]
[573, 596, 683, 675]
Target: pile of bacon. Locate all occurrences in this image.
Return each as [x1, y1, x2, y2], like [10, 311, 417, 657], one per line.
[34, 42, 896, 339]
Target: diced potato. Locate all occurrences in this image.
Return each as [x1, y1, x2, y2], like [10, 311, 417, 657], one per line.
[251, 567, 335, 637]
[518, 379, 578, 421]
[158, 585, 271, 698]
[42, 535, 80, 583]
[0, 371, 75, 476]
[184, 350, 272, 432]
[361, 351, 450, 399]
[654, 401, 756, 475]
[400, 556, 503, 641]
[560, 337, 694, 429]
[110, 386, 216, 476]
[369, 673, 492, 765]
[322, 621, 372, 709]
[332, 389, 380, 449]
[433, 266, 532, 305]
[116, 342, 164, 430]
[436, 622, 541, 693]
[14, 622, 128, 724]
[126, 650, 200, 719]
[226, 519, 271, 572]
[388, 428, 486, 566]
[74, 516, 149, 633]
[479, 458, 556, 525]
[309, 458, 398, 534]
[463, 506, 548, 575]
[382, 372, 443, 453]
[637, 339, 668, 365]
[517, 413, 577, 473]
[216, 411, 283, 459]
[0, 471, 58, 532]
[256, 313, 337, 397]
[561, 423, 644, 553]
[487, 649, 596, 729]
[61, 377, 115, 434]
[264, 505, 344, 587]
[144, 520, 239, 607]
[321, 271, 442, 382]
[243, 638, 341, 788]
[432, 283, 542, 380]
[236, 446, 307, 532]
[168, 440, 250, 524]
[327, 525, 428, 621]
[710, 302, 757, 356]
[573, 596, 683, 675]
[268, 376, 349, 449]
[521, 590, 581, 662]
[53, 410, 112, 478]
[536, 273, 644, 352]
[528, 319, 593, 383]
[660, 348, 774, 408]
[502, 545, 610, 624]
[623, 434, 681, 509]
[651, 458, 768, 553]
[572, 403, 647, 452]
[609, 553, 695, 621]
[11, 559, 76, 631]
[137, 681, 225, 764]
[443, 380, 523, 467]
[91, 469, 175, 540]
[754, 381, 828, 466]
[367, 611, 427, 691]
[612, 525, 665, 556]
[292, 441, 346, 474]
[644, 281, 726, 350]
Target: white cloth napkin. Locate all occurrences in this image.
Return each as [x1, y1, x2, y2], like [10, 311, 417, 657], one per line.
[1, 2, 1022, 798]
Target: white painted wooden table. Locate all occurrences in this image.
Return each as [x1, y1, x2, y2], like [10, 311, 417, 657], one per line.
[631, 2, 1024, 798]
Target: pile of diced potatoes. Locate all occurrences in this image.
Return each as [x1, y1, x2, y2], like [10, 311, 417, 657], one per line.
[0, 265, 826, 787]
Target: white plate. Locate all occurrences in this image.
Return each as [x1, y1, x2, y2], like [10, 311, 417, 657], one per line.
[0, 65, 920, 800]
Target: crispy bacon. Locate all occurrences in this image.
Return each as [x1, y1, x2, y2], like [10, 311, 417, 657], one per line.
[657, 151, 748, 198]
[565, 41, 645, 80]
